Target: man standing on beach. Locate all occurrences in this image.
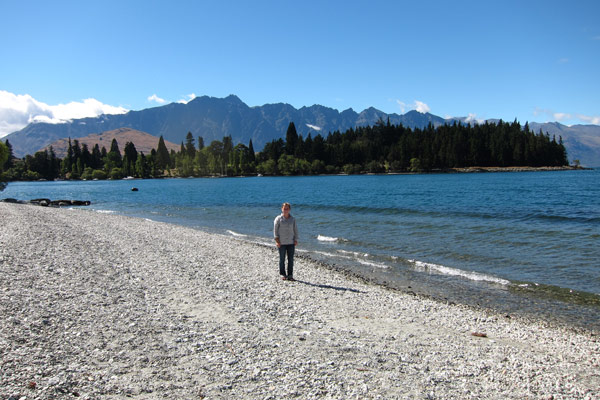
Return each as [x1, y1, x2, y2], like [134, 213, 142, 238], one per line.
[274, 202, 299, 281]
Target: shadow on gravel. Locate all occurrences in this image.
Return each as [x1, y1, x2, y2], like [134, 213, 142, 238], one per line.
[294, 280, 362, 293]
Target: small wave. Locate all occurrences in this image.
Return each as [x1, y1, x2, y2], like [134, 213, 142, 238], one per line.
[409, 259, 510, 286]
[314, 250, 338, 258]
[312, 250, 388, 269]
[257, 240, 274, 247]
[227, 230, 247, 238]
[337, 249, 361, 256]
[317, 234, 339, 242]
[356, 259, 390, 269]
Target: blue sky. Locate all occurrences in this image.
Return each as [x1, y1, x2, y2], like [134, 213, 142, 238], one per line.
[1, 0, 598, 137]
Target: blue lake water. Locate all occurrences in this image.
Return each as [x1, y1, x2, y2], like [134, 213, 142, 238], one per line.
[3, 170, 599, 331]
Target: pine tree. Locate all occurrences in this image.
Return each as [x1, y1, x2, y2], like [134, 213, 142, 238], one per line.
[248, 139, 256, 163]
[106, 138, 122, 169]
[80, 144, 91, 169]
[3, 140, 14, 169]
[91, 144, 103, 169]
[63, 138, 74, 175]
[72, 139, 82, 163]
[124, 142, 138, 163]
[48, 146, 60, 179]
[156, 136, 171, 170]
[185, 132, 196, 158]
[285, 122, 298, 155]
[222, 136, 233, 165]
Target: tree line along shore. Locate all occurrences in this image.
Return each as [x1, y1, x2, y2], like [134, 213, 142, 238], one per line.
[0, 119, 570, 182]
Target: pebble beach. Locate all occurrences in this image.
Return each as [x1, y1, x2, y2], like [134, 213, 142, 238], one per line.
[1, 202, 599, 399]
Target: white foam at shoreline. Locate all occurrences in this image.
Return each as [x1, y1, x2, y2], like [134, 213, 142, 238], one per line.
[227, 230, 247, 238]
[312, 248, 388, 269]
[409, 259, 511, 286]
[356, 259, 390, 269]
[317, 234, 339, 242]
[95, 209, 116, 214]
[337, 249, 369, 258]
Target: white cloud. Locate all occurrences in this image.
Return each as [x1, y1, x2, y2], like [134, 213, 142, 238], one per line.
[554, 112, 600, 125]
[306, 123, 322, 131]
[553, 112, 571, 121]
[465, 113, 485, 124]
[534, 107, 600, 126]
[443, 113, 485, 124]
[177, 93, 197, 104]
[576, 114, 600, 125]
[396, 100, 407, 113]
[396, 99, 431, 114]
[415, 100, 430, 114]
[0, 90, 128, 138]
[147, 94, 166, 104]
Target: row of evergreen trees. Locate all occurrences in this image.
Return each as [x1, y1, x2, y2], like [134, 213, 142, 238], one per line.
[0, 133, 258, 181]
[1, 119, 568, 181]
[255, 119, 568, 175]
[2, 138, 161, 181]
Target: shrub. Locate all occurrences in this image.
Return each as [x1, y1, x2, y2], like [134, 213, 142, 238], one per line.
[388, 160, 403, 172]
[81, 167, 94, 180]
[410, 158, 423, 172]
[365, 160, 384, 173]
[92, 169, 107, 180]
[110, 168, 123, 180]
[325, 165, 338, 174]
[310, 160, 326, 175]
[343, 164, 362, 175]
[257, 159, 277, 175]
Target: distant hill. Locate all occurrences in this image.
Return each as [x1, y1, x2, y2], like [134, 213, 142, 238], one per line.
[41, 128, 180, 158]
[4, 94, 600, 166]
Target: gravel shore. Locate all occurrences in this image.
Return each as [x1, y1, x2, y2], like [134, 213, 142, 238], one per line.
[1, 202, 599, 399]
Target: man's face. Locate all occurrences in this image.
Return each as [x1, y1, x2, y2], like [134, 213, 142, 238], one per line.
[282, 205, 290, 217]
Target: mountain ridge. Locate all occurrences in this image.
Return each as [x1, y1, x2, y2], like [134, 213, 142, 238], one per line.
[4, 95, 600, 166]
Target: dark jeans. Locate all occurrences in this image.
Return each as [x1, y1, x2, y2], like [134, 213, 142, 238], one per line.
[278, 244, 295, 277]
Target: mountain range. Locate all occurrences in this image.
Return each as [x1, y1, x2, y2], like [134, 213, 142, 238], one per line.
[4, 94, 600, 166]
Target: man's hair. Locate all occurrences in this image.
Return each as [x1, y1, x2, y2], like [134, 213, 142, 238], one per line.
[282, 202, 291, 209]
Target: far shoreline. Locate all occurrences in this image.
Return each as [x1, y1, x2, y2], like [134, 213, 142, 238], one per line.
[1, 164, 594, 184]
[443, 165, 592, 173]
